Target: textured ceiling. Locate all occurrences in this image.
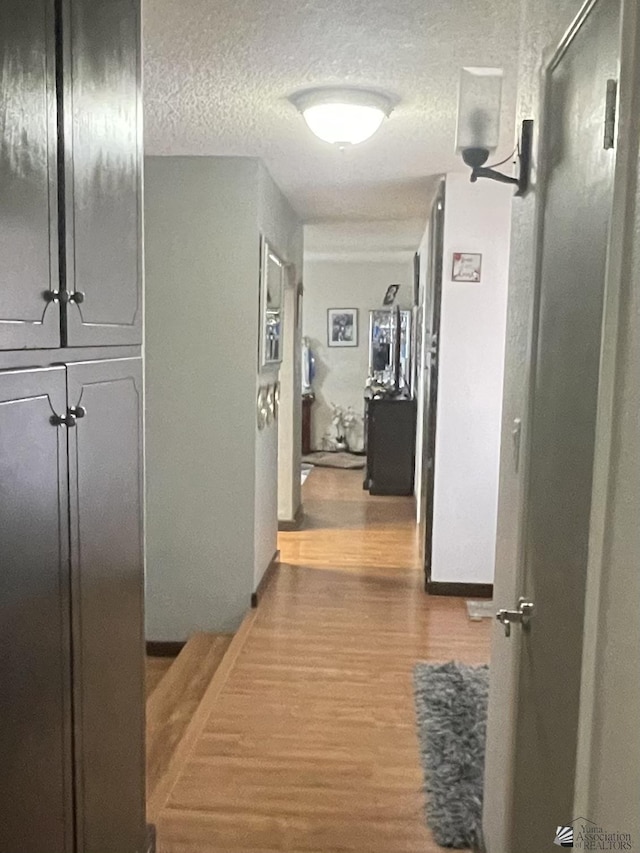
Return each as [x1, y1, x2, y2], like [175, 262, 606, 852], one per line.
[143, 0, 519, 227]
[305, 217, 429, 260]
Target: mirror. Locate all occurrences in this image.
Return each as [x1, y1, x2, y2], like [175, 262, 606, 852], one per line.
[368, 308, 412, 390]
[259, 237, 284, 368]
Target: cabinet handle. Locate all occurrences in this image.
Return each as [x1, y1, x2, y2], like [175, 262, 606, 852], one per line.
[69, 291, 85, 304]
[43, 290, 70, 304]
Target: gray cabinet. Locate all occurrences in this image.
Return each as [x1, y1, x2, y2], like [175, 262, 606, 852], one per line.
[67, 357, 145, 853]
[0, 0, 142, 353]
[63, 0, 142, 347]
[2, 0, 145, 848]
[0, 358, 146, 853]
[0, 0, 60, 350]
[0, 367, 73, 853]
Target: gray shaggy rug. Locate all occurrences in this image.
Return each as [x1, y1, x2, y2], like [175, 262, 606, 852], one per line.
[413, 662, 489, 850]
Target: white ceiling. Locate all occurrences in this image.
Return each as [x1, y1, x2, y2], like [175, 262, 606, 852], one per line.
[143, 0, 519, 231]
[304, 213, 434, 263]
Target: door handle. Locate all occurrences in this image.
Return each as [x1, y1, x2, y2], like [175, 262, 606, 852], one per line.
[496, 598, 534, 637]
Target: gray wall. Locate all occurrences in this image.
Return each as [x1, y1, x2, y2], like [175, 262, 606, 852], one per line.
[144, 155, 302, 636]
[145, 156, 260, 638]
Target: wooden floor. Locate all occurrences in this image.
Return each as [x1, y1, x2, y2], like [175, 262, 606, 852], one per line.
[147, 657, 175, 700]
[153, 468, 491, 853]
[147, 634, 234, 804]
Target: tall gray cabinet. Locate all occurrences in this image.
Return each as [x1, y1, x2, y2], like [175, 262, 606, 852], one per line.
[0, 1, 146, 852]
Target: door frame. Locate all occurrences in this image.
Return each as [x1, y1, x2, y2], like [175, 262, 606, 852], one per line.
[277, 264, 303, 526]
[573, 0, 640, 818]
[420, 181, 445, 588]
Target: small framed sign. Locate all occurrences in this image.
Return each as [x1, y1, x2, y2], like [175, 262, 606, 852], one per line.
[452, 252, 482, 282]
[327, 308, 358, 347]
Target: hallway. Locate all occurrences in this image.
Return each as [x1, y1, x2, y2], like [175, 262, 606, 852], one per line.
[152, 468, 491, 853]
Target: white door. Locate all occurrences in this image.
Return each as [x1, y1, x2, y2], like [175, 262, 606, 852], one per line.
[483, 1, 621, 850]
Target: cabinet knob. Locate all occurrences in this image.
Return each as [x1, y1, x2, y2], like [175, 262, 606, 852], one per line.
[50, 413, 77, 428]
[43, 290, 70, 304]
[68, 405, 86, 419]
[70, 291, 85, 304]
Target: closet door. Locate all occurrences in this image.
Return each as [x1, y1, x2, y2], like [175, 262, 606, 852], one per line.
[0, 0, 61, 350]
[62, 0, 142, 347]
[67, 357, 145, 853]
[0, 367, 73, 853]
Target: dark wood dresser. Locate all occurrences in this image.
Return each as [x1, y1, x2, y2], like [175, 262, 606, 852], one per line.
[364, 394, 417, 495]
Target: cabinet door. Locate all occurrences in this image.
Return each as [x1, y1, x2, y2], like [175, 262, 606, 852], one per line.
[0, 367, 73, 852]
[0, 1, 61, 350]
[369, 400, 417, 496]
[67, 357, 145, 853]
[63, 0, 142, 347]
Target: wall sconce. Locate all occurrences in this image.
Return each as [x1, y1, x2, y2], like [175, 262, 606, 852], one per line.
[456, 67, 533, 196]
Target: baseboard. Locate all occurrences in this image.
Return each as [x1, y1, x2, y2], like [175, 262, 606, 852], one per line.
[251, 550, 280, 608]
[278, 504, 304, 531]
[426, 581, 494, 599]
[146, 641, 186, 657]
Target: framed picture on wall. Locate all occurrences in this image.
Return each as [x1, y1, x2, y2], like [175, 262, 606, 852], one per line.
[327, 308, 358, 347]
[452, 252, 482, 282]
[259, 236, 285, 368]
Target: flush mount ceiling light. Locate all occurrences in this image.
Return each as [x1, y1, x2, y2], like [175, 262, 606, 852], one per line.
[291, 88, 394, 147]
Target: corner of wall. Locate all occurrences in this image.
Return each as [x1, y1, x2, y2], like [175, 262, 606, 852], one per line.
[431, 172, 513, 585]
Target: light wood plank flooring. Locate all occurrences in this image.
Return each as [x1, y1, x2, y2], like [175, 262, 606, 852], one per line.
[153, 468, 491, 853]
[147, 657, 175, 700]
[147, 634, 234, 803]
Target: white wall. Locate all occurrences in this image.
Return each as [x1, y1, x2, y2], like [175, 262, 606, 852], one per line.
[430, 172, 512, 585]
[256, 164, 303, 577]
[302, 257, 413, 450]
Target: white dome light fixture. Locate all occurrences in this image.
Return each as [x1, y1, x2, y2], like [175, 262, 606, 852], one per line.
[291, 88, 394, 147]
